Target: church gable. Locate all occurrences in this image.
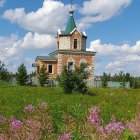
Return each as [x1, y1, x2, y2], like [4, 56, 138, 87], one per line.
[70, 29, 81, 50]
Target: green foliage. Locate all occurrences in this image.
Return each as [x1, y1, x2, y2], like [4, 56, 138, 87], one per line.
[101, 72, 111, 87]
[0, 80, 9, 86]
[0, 61, 10, 81]
[38, 66, 49, 87]
[0, 86, 140, 139]
[131, 77, 140, 89]
[101, 71, 139, 88]
[16, 63, 28, 86]
[57, 63, 89, 94]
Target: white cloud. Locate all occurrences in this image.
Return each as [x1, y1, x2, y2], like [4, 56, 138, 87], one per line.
[88, 39, 140, 76]
[21, 32, 55, 50]
[0, 34, 21, 62]
[0, 32, 56, 73]
[79, 0, 131, 24]
[3, 0, 69, 34]
[0, 0, 5, 7]
[2, 0, 132, 32]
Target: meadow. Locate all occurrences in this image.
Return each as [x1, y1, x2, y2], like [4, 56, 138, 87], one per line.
[0, 86, 140, 139]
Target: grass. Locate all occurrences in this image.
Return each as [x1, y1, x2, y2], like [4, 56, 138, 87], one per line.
[0, 86, 140, 121]
[0, 86, 140, 138]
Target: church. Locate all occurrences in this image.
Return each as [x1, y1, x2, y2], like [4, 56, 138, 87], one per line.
[33, 8, 96, 80]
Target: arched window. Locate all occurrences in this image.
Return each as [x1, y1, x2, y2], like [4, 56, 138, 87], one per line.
[74, 39, 77, 49]
[67, 58, 75, 71]
[79, 59, 87, 65]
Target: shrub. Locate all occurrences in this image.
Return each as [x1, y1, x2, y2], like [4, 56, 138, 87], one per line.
[0, 80, 9, 86]
[16, 63, 28, 86]
[0, 62, 10, 82]
[38, 66, 49, 87]
[57, 64, 89, 94]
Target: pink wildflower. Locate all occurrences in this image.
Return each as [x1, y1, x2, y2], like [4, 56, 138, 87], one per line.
[90, 105, 100, 114]
[38, 102, 46, 110]
[88, 114, 101, 123]
[98, 126, 107, 133]
[0, 115, 5, 124]
[24, 104, 35, 112]
[0, 135, 5, 140]
[88, 106, 101, 124]
[10, 118, 23, 131]
[58, 133, 71, 140]
[105, 121, 125, 134]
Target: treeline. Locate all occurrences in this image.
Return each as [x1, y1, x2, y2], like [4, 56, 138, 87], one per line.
[0, 61, 48, 86]
[0, 62, 32, 86]
[101, 71, 140, 89]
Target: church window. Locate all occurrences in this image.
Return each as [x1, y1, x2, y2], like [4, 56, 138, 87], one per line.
[74, 39, 77, 49]
[57, 41, 59, 49]
[48, 65, 53, 73]
[68, 62, 74, 71]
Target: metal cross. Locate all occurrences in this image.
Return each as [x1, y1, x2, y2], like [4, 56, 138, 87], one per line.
[70, 0, 73, 10]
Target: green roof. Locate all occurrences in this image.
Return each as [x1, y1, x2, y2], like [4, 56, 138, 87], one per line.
[36, 56, 57, 61]
[61, 11, 76, 35]
[32, 63, 39, 67]
[50, 50, 97, 56]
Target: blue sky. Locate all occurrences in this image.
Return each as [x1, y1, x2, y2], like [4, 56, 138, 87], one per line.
[0, 0, 140, 76]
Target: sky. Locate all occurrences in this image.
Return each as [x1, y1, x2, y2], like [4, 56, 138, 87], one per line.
[0, 0, 140, 76]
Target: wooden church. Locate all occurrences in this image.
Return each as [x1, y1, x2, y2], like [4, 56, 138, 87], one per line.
[33, 8, 96, 80]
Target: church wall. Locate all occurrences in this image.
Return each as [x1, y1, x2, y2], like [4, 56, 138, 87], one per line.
[70, 30, 81, 50]
[59, 36, 70, 50]
[60, 53, 95, 79]
[35, 60, 58, 79]
[81, 37, 86, 51]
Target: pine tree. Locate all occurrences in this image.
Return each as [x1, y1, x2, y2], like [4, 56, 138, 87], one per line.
[38, 66, 49, 87]
[16, 63, 28, 86]
[0, 61, 10, 82]
[57, 64, 89, 94]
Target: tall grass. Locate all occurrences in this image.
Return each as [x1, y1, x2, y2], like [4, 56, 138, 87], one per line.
[0, 86, 140, 139]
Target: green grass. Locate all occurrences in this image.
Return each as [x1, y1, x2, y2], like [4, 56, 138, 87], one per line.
[0, 86, 140, 137]
[0, 86, 140, 121]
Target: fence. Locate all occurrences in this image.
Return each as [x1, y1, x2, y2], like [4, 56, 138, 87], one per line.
[8, 76, 130, 89]
[87, 80, 130, 89]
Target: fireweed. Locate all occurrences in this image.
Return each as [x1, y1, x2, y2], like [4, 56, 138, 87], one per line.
[126, 103, 140, 138]
[0, 115, 5, 124]
[24, 104, 35, 112]
[58, 133, 71, 140]
[0, 103, 140, 139]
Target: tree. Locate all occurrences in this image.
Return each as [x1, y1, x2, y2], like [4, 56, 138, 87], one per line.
[0, 61, 10, 82]
[38, 66, 49, 87]
[101, 72, 111, 87]
[57, 63, 89, 94]
[16, 63, 28, 86]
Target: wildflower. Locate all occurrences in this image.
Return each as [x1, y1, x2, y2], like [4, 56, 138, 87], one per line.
[88, 114, 101, 124]
[126, 111, 140, 137]
[0, 135, 5, 140]
[98, 126, 107, 133]
[88, 106, 101, 124]
[24, 104, 35, 112]
[38, 102, 46, 110]
[105, 121, 125, 134]
[58, 133, 71, 140]
[89, 105, 100, 114]
[0, 115, 5, 124]
[10, 118, 23, 131]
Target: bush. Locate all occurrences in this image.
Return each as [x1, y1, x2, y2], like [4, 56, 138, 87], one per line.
[0, 80, 9, 86]
[0, 62, 10, 82]
[38, 66, 49, 87]
[57, 64, 89, 94]
[16, 63, 28, 86]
